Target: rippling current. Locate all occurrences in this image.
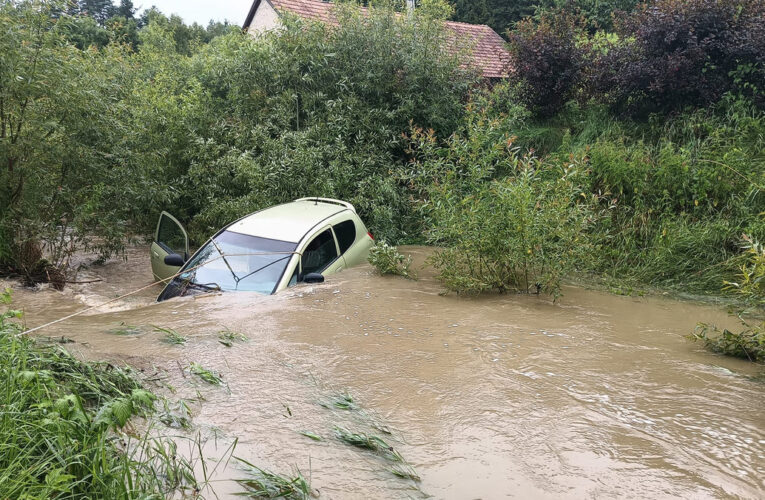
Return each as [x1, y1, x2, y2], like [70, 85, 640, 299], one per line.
[6, 247, 764, 499]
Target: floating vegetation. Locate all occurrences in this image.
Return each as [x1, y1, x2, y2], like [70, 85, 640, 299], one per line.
[155, 326, 187, 345]
[689, 322, 765, 363]
[189, 363, 223, 385]
[160, 399, 193, 430]
[320, 392, 358, 411]
[298, 431, 323, 441]
[389, 463, 421, 481]
[235, 458, 310, 500]
[218, 328, 249, 347]
[39, 335, 75, 344]
[108, 321, 143, 335]
[333, 426, 403, 462]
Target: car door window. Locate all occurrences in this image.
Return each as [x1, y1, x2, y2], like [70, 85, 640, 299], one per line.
[333, 220, 356, 254]
[301, 229, 338, 277]
[157, 213, 188, 258]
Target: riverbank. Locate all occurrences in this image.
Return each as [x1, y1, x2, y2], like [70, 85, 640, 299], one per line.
[0, 298, 196, 498]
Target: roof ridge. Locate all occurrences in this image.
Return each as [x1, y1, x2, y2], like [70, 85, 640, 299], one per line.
[245, 0, 511, 78]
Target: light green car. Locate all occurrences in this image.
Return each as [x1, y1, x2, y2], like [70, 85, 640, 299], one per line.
[150, 198, 375, 302]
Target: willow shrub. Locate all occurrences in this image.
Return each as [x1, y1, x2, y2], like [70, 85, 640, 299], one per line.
[0, 1, 176, 280]
[180, 3, 476, 244]
[406, 110, 595, 297]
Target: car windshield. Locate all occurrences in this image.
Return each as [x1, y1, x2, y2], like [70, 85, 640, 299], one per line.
[177, 231, 296, 295]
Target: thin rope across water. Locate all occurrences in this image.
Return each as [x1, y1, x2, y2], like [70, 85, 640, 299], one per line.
[18, 251, 302, 336]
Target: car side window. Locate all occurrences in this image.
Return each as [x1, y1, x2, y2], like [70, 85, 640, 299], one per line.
[333, 220, 356, 254]
[301, 229, 338, 277]
[157, 214, 187, 258]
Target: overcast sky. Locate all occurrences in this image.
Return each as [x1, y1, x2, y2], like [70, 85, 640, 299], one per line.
[137, 0, 254, 26]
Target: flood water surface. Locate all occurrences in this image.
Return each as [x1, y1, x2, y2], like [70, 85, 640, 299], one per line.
[7, 247, 764, 499]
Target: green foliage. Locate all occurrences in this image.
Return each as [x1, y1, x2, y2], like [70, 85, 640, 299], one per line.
[0, 293, 203, 498]
[407, 109, 594, 297]
[155, 325, 187, 344]
[725, 236, 765, 309]
[236, 459, 311, 500]
[690, 322, 764, 363]
[218, 328, 248, 347]
[688, 235, 764, 363]
[180, 4, 475, 243]
[189, 362, 223, 385]
[334, 426, 404, 462]
[368, 241, 415, 279]
[453, 0, 641, 36]
[0, 1, 173, 278]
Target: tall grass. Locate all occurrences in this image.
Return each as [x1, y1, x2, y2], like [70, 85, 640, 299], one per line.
[0, 290, 203, 497]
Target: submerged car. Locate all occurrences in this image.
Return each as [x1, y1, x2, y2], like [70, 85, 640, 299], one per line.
[150, 198, 374, 302]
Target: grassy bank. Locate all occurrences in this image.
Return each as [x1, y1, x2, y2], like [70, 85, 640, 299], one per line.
[0, 291, 200, 498]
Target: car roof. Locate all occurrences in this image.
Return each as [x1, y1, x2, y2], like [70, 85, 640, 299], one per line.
[225, 200, 350, 243]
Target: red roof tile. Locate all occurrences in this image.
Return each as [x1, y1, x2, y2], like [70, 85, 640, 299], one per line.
[250, 0, 511, 78]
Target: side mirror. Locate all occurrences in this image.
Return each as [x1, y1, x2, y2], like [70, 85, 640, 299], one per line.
[303, 273, 324, 284]
[164, 253, 185, 267]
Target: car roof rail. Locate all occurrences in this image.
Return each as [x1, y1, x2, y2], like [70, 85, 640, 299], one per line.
[294, 197, 356, 213]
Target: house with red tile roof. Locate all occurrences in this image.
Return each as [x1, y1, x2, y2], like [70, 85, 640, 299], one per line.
[242, 0, 511, 79]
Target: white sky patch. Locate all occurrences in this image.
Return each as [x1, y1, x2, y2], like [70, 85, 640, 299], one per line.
[137, 0, 254, 26]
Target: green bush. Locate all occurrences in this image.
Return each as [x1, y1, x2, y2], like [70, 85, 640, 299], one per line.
[368, 241, 415, 279]
[179, 4, 476, 244]
[407, 111, 594, 297]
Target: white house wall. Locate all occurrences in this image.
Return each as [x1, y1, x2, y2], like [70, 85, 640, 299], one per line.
[247, 0, 280, 34]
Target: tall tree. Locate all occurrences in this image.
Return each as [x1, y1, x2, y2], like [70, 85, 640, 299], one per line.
[78, 0, 115, 24]
[116, 0, 135, 19]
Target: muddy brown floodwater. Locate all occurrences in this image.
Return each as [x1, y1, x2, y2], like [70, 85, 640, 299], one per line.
[5, 247, 764, 499]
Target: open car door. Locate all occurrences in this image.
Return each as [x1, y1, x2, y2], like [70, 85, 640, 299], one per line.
[150, 211, 189, 282]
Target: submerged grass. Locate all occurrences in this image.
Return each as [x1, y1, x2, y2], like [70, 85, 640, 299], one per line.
[235, 458, 310, 499]
[320, 392, 359, 411]
[298, 430, 323, 441]
[154, 326, 187, 345]
[189, 362, 224, 385]
[218, 328, 249, 347]
[389, 463, 421, 481]
[689, 321, 765, 363]
[334, 426, 404, 462]
[108, 321, 143, 336]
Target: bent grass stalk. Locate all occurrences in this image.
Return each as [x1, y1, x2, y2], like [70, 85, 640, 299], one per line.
[235, 457, 310, 500]
[333, 426, 404, 462]
[218, 328, 249, 347]
[189, 362, 223, 385]
[154, 326, 187, 345]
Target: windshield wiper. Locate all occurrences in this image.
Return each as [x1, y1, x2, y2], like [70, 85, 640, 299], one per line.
[181, 281, 222, 294]
[236, 255, 290, 283]
[210, 238, 240, 283]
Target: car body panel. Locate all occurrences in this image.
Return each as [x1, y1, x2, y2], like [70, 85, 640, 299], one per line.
[226, 200, 346, 242]
[154, 198, 374, 301]
[150, 211, 189, 281]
